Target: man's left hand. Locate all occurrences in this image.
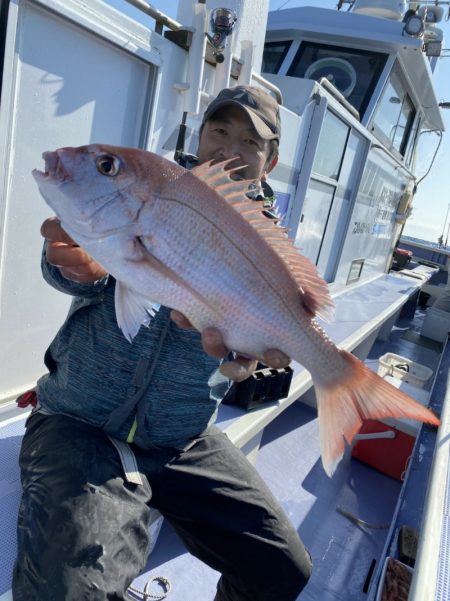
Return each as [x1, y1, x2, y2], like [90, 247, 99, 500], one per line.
[170, 310, 291, 382]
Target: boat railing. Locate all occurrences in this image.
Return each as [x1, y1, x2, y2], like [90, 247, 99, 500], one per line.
[317, 77, 360, 121]
[371, 142, 415, 179]
[124, 0, 182, 34]
[408, 340, 450, 600]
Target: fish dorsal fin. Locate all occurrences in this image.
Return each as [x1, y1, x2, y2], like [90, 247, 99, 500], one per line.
[192, 159, 334, 320]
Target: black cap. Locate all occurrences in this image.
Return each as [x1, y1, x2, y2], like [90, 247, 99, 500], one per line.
[202, 85, 281, 142]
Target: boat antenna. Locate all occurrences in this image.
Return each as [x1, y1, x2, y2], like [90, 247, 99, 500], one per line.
[415, 130, 443, 187]
[277, 0, 293, 9]
[442, 203, 450, 247]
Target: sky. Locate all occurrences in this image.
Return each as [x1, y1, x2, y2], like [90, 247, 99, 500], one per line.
[104, 0, 450, 244]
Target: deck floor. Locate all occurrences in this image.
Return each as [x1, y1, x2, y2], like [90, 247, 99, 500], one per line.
[0, 308, 445, 601]
[130, 308, 443, 601]
[127, 401, 401, 601]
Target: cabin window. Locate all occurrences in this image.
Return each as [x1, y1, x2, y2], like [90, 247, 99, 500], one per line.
[262, 41, 292, 74]
[286, 42, 387, 116]
[371, 65, 416, 155]
[312, 111, 349, 180]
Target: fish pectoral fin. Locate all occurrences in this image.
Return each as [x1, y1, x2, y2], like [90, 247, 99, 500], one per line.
[114, 281, 158, 342]
[315, 350, 440, 477]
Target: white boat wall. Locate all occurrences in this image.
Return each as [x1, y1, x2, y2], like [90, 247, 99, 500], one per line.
[1, 1, 449, 600]
[1, 0, 444, 405]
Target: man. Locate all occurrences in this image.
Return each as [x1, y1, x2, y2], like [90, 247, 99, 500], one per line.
[13, 85, 312, 601]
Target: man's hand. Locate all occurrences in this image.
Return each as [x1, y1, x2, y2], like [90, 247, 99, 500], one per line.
[170, 310, 290, 382]
[41, 217, 108, 283]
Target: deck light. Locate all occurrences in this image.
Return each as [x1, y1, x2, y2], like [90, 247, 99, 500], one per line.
[403, 13, 424, 37]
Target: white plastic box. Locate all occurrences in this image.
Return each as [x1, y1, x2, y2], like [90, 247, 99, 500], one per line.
[378, 352, 433, 389]
[421, 306, 450, 343]
[376, 557, 413, 601]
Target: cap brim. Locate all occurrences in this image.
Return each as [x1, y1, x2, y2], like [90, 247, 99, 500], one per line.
[204, 100, 278, 141]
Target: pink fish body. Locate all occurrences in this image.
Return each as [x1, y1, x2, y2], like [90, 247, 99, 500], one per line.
[33, 144, 440, 475]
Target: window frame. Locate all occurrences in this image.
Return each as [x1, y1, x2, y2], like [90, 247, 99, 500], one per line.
[262, 40, 293, 75]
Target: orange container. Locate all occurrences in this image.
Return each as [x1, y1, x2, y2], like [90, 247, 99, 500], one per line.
[352, 420, 415, 481]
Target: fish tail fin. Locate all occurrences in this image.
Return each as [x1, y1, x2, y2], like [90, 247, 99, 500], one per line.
[314, 350, 440, 477]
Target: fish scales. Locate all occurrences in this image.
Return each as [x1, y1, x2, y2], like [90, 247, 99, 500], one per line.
[33, 143, 440, 476]
[143, 170, 309, 356]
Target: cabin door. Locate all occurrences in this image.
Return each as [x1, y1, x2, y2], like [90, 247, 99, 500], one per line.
[295, 179, 335, 266]
[294, 110, 367, 282]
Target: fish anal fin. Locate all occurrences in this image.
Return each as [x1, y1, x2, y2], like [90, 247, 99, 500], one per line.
[315, 350, 440, 477]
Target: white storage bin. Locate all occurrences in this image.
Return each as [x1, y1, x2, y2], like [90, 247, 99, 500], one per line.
[376, 557, 413, 601]
[378, 353, 433, 388]
[421, 306, 450, 343]
[381, 376, 431, 436]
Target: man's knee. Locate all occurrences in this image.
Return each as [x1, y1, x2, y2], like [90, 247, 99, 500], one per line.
[214, 542, 312, 601]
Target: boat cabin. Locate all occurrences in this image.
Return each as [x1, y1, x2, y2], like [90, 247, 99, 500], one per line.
[261, 4, 444, 289]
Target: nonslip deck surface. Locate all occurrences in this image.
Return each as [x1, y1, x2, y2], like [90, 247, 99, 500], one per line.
[0, 306, 445, 600]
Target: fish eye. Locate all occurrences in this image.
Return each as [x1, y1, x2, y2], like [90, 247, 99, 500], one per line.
[95, 154, 121, 176]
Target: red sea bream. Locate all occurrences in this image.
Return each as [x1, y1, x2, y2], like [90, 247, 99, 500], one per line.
[33, 144, 440, 475]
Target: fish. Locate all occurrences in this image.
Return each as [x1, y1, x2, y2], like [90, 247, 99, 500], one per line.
[33, 144, 440, 476]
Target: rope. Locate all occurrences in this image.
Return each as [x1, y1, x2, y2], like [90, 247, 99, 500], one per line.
[128, 576, 171, 600]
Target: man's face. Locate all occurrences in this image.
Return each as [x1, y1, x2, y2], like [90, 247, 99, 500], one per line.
[197, 106, 276, 182]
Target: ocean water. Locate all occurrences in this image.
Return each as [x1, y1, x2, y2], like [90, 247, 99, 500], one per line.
[401, 235, 449, 251]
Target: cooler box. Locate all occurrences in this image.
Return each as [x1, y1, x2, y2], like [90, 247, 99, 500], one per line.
[393, 248, 412, 269]
[352, 377, 431, 480]
[421, 306, 450, 343]
[377, 353, 433, 388]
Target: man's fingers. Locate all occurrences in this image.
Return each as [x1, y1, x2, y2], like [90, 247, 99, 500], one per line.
[170, 310, 194, 330]
[201, 327, 229, 359]
[46, 242, 95, 267]
[220, 349, 291, 382]
[262, 348, 291, 369]
[220, 356, 258, 382]
[41, 218, 107, 283]
[41, 217, 76, 245]
[170, 313, 291, 379]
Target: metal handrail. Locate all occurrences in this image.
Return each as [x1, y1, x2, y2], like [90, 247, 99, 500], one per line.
[317, 77, 360, 121]
[252, 72, 283, 105]
[124, 0, 182, 33]
[371, 143, 415, 178]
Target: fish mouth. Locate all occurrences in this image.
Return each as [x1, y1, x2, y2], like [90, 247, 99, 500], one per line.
[32, 150, 72, 183]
